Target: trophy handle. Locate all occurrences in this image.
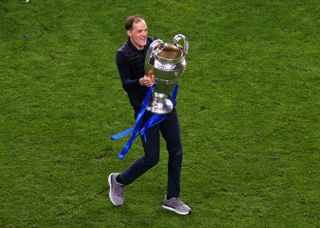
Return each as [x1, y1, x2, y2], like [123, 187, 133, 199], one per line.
[145, 39, 164, 68]
[173, 34, 189, 56]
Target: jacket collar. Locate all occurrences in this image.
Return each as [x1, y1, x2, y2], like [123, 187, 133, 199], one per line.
[127, 38, 150, 53]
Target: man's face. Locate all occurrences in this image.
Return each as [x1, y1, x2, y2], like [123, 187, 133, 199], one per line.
[127, 20, 148, 50]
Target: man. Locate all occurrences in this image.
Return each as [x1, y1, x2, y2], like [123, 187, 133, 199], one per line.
[108, 15, 191, 216]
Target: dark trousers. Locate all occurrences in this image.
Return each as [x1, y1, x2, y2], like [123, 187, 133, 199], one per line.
[119, 109, 183, 199]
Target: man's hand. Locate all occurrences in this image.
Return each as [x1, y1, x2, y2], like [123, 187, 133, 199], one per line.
[139, 68, 155, 87]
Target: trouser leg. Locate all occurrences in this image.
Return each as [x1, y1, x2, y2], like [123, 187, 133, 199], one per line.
[160, 110, 183, 199]
[118, 121, 160, 185]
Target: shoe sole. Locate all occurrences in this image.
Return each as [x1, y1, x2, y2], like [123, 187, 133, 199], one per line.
[162, 204, 191, 216]
[108, 174, 122, 206]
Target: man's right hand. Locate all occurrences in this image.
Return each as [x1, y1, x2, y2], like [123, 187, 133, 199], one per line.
[139, 69, 155, 87]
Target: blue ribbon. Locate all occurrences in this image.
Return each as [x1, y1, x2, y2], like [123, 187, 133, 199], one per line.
[110, 85, 178, 160]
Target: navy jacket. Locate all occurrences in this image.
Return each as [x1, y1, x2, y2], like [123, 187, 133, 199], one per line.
[116, 37, 154, 112]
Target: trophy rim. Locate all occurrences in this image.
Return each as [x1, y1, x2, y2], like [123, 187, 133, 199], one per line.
[154, 44, 183, 62]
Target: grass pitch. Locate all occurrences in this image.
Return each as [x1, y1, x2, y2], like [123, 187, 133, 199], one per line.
[1, 0, 319, 227]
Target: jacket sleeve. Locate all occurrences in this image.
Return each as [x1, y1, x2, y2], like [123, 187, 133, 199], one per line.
[115, 51, 145, 92]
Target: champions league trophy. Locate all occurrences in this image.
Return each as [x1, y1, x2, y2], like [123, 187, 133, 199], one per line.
[145, 34, 189, 114]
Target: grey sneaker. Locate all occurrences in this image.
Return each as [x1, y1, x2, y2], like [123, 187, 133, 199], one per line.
[108, 173, 124, 206]
[162, 196, 192, 215]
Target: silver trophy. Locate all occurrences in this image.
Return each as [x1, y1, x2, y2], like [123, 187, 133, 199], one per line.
[144, 34, 189, 114]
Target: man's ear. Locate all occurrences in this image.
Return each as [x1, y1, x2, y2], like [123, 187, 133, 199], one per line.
[127, 30, 131, 37]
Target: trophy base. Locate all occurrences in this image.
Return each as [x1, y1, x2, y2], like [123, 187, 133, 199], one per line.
[147, 92, 173, 114]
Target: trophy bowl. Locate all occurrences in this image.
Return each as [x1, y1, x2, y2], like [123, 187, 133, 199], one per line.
[145, 34, 189, 114]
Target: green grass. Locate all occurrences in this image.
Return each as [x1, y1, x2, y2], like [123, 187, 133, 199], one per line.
[1, 0, 319, 227]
